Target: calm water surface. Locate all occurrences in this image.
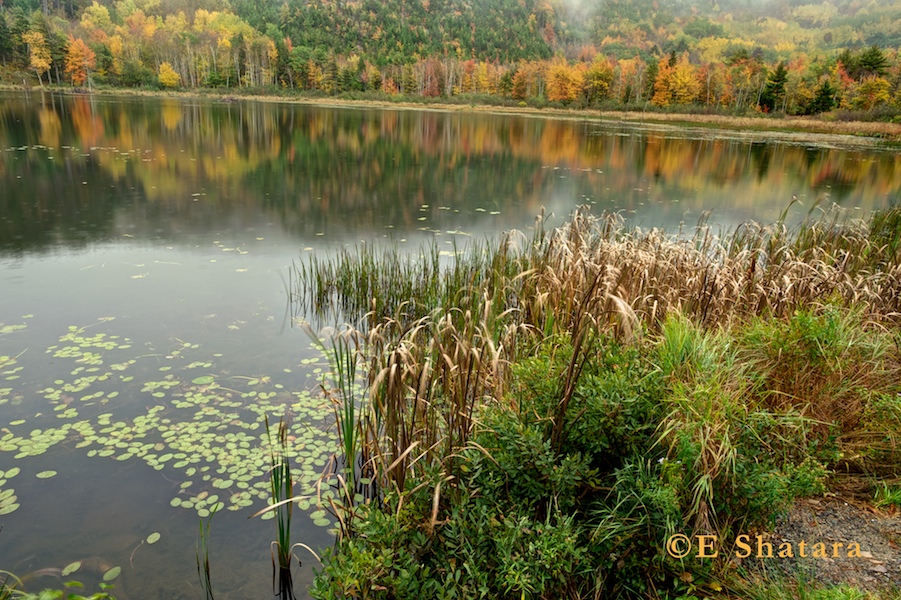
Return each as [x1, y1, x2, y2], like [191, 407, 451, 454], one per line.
[1, 90, 899, 598]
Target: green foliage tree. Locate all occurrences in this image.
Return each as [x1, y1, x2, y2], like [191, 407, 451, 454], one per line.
[856, 45, 889, 79]
[643, 57, 658, 101]
[806, 79, 836, 114]
[401, 62, 416, 95]
[683, 16, 724, 39]
[759, 61, 788, 112]
[0, 13, 13, 64]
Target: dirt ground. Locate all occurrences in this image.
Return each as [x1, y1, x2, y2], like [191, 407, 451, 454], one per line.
[746, 494, 901, 593]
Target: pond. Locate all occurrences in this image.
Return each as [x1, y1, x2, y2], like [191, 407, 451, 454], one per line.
[1, 90, 899, 599]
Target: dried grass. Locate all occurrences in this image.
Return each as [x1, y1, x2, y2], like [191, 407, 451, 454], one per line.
[300, 204, 901, 519]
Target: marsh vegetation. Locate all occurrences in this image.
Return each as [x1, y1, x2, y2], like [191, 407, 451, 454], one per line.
[293, 204, 901, 599]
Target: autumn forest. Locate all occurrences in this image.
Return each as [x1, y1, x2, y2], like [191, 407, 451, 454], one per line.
[1, 0, 901, 116]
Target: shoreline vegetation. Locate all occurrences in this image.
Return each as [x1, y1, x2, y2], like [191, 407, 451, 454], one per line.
[3, 83, 901, 143]
[292, 204, 901, 599]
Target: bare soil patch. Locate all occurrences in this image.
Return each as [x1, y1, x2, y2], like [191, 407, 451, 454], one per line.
[746, 495, 901, 592]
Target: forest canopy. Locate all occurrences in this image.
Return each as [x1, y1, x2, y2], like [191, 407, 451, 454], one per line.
[1, 0, 900, 115]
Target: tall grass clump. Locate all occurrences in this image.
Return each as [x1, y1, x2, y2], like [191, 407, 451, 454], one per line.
[300, 203, 901, 599]
[738, 307, 901, 434]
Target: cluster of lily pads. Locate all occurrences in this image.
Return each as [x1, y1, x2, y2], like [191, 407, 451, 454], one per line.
[0, 466, 20, 516]
[0, 317, 341, 529]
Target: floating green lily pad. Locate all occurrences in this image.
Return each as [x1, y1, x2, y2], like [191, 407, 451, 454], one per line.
[61, 561, 82, 576]
[102, 566, 121, 582]
[146, 532, 161, 544]
[35, 470, 57, 479]
[192, 376, 215, 385]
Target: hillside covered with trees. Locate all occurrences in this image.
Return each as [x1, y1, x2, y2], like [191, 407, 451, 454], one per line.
[1, 0, 901, 115]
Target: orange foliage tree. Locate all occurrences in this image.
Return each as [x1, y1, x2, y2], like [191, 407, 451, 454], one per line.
[65, 36, 97, 86]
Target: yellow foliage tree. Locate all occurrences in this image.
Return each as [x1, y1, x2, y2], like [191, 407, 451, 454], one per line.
[65, 35, 97, 86]
[652, 53, 700, 106]
[669, 54, 701, 105]
[476, 62, 491, 94]
[108, 35, 124, 75]
[582, 56, 614, 104]
[546, 60, 584, 103]
[22, 31, 51, 87]
[158, 61, 181, 87]
[852, 75, 890, 110]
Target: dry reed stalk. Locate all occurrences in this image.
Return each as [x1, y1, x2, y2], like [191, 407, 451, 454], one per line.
[307, 204, 901, 519]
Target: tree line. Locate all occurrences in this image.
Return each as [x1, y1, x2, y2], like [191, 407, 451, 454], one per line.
[0, 0, 899, 116]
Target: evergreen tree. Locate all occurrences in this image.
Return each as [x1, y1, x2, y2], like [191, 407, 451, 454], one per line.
[643, 58, 658, 102]
[0, 13, 12, 65]
[759, 61, 787, 112]
[807, 79, 836, 115]
[402, 63, 416, 95]
[499, 70, 513, 97]
[856, 45, 889, 79]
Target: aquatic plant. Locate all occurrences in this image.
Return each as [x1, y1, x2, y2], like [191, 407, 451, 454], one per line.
[264, 415, 296, 600]
[196, 503, 217, 600]
[0, 570, 21, 600]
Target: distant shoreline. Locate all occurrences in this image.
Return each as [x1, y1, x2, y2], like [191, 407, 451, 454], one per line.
[4, 83, 901, 143]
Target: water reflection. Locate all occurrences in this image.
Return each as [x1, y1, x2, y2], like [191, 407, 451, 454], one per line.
[2, 91, 899, 256]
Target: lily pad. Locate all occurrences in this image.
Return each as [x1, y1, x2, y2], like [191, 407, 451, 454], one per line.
[192, 375, 215, 385]
[36, 470, 58, 479]
[146, 532, 161, 544]
[102, 566, 121, 582]
[61, 561, 82, 576]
